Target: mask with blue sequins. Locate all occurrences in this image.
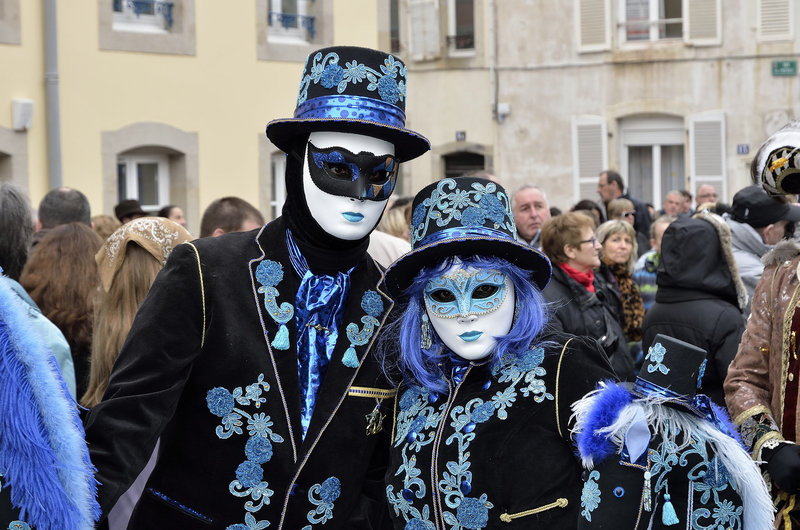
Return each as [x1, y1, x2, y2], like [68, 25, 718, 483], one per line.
[302, 131, 395, 241]
[424, 262, 515, 361]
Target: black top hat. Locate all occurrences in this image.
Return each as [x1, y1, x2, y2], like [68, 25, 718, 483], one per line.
[114, 199, 146, 222]
[265, 46, 430, 163]
[381, 177, 552, 297]
[634, 334, 707, 404]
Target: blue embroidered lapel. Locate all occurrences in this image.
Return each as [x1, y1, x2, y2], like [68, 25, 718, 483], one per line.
[249, 220, 304, 458]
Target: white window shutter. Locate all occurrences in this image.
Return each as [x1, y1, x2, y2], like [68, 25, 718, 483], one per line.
[689, 112, 726, 202]
[572, 116, 608, 201]
[684, 0, 721, 46]
[408, 0, 441, 61]
[576, 0, 610, 52]
[758, 0, 793, 41]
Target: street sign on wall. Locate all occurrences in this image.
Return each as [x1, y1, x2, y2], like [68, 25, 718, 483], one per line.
[772, 60, 797, 76]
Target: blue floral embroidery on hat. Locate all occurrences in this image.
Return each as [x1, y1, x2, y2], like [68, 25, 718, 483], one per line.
[306, 477, 342, 525]
[298, 51, 407, 106]
[697, 358, 707, 389]
[456, 495, 491, 529]
[342, 290, 385, 368]
[8, 522, 31, 530]
[410, 178, 516, 246]
[581, 470, 601, 521]
[645, 342, 670, 375]
[207, 374, 283, 529]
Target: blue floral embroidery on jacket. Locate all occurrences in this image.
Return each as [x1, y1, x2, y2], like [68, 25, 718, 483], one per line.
[388, 349, 549, 528]
[297, 52, 407, 106]
[581, 470, 601, 521]
[647, 422, 744, 529]
[342, 290, 385, 368]
[255, 260, 294, 350]
[8, 522, 31, 530]
[303, 477, 342, 527]
[206, 374, 284, 530]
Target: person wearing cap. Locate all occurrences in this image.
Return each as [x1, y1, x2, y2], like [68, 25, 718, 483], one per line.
[380, 177, 615, 528]
[725, 184, 800, 316]
[573, 335, 773, 529]
[726, 120, 800, 527]
[84, 46, 429, 528]
[114, 198, 147, 224]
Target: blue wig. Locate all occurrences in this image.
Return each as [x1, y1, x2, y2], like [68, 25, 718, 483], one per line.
[384, 255, 550, 393]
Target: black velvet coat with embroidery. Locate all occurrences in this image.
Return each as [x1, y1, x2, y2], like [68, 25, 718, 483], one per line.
[84, 218, 396, 529]
[385, 335, 615, 529]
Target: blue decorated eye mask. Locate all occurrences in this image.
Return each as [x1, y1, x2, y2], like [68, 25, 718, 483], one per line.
[424, 269, 508, 318]
[306, 141, 399, 201]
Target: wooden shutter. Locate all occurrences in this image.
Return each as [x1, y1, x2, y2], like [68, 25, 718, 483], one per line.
[758, 0, 793, 41]
[577, 0, 610, 52]
[684, 0, 721, 46]
[572, 116, 608, 201]
[689, 112, 726, 202]
[408, 0, 441, 61]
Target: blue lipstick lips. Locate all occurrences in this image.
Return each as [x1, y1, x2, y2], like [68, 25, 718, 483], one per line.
[342, 212, 364, 223]
[459, 331, 483, 342]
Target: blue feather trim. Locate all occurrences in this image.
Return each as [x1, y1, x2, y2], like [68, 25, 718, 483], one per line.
[0, 277, 100, 529]
[575, 381, 633, 464]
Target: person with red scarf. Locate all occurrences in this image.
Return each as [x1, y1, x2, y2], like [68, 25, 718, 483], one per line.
[541, 211, 636, 380]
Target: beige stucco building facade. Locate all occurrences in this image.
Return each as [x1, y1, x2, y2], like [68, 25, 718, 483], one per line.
[2, 0, 800, 230]
[398, 0, 800, 211]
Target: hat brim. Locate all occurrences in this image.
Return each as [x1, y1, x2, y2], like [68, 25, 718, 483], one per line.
[381, 236, 552, 299]
[266, 118, 430, 163]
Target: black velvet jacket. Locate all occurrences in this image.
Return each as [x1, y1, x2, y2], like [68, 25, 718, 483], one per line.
[84, 218, 396, 529]
[385, 335, 615, 529]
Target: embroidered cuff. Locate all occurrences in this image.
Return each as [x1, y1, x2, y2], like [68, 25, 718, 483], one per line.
[735, 407, 783, 457]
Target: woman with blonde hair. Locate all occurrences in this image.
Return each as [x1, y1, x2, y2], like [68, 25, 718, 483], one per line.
[82, 217, 192, 408]
[596, 220, 644, 356]
[81, 216, 191, 530]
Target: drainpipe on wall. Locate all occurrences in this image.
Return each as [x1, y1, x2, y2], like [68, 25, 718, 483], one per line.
[488, 0, 497, 122]
[43, 0, 62, 189]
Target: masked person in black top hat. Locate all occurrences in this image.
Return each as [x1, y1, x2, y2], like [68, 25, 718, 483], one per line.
[379, 177, 616, 529]
[84, 46, 429, 529]
[573, 334, 773, 529]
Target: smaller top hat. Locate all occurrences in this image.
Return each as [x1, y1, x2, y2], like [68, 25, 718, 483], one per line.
[381, 177, 552, 297]
[266, 46, 430, 162]
[114, 199, 146, 222]
[755, 121, 800, 195]
[634, 334, 707, 403]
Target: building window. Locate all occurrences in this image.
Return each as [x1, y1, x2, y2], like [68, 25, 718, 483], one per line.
[620, 0, 682, 42]
[447, 0, 474, 53]
[268, 0, 314, 43]
[270, 153, 287, 220]
[117, 154, 170, 213]
[0, 0, 20, 45]
[112, 0, 174, 33]
[442, 151, 484, 180]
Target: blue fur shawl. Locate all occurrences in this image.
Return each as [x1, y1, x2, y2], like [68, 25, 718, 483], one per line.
[0, 277, 100, 529]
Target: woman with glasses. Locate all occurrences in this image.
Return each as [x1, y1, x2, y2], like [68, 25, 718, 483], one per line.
[541, 212, 636, 380]
[606, 197, 651, 257]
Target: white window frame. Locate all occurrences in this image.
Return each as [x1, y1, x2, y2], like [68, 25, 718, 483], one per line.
[617, 0, 683, 45]
[446, 0, 475, 57]
[757, 0, 793, 42]
[112, 0, 171, 34]
[268, 0, 314, 44]
[571, 116, 608, 203]
[117, 154, 170, 213]
[270, 153, 287, 220]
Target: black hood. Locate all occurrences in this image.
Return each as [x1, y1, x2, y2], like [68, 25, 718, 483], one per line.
[656, 217, 739, 307]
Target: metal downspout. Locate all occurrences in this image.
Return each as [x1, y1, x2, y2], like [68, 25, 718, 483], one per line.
[44, 0, 62, 189]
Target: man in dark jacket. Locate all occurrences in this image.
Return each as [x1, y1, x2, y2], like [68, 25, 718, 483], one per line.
[84, 46, 430, 529]
[642, 212, 748, 406]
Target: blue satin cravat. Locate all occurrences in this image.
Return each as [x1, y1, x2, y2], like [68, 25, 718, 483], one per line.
[286, 231, 352, 439]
